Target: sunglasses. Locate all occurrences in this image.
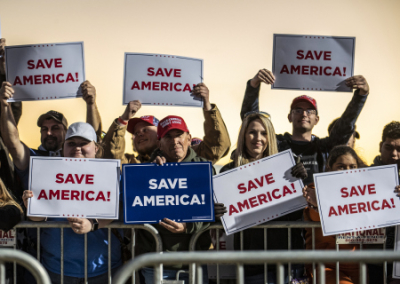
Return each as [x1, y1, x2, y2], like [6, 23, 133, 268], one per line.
[244, 111, 271, 120]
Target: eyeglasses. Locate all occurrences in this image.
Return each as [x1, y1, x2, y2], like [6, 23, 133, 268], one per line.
[244, 111, 271, 120]
[291, 108, 317, 116]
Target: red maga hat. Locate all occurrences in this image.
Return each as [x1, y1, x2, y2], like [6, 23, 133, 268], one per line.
[127, 116, 159, 134]
[157, 115, 189, 139]
[290, 95, 318, 110]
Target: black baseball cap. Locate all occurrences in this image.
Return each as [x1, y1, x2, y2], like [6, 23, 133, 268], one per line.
[37, 110, 68, 129]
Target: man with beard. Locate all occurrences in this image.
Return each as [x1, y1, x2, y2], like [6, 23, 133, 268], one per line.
[103, 83, 230, 164]
[0, 80, 102, 189]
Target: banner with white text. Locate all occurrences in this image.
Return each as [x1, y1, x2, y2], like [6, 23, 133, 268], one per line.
[314, 164, 399, 236]
[5, 42, 85, 101]
[27, 156, 120, 219]
[123, 53, 203, 107]
[123, 162, 214, 223]
[272, 34, 355, 92]
[213, 150, 305, 235]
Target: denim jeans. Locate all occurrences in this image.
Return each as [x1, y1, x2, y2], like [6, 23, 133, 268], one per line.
[47, 267, 120, 284]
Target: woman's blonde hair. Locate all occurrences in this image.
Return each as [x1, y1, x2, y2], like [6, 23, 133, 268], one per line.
[233, 113, 278, 167]
[0, 178, 23, 213]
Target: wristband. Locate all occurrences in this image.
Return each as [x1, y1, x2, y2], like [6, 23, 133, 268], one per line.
[118, 116, 128, 125]
[89, 219, 99, 231]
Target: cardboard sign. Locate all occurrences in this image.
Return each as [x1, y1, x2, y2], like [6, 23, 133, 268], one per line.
[336, 228, 386, 244]
[314, 165, 399, 236]
[123, 162, 214, 224]
[5, 42, 85, 101]
[27, 157, 120, 219]
[272, 34, 355, 92]
[123, 53, 203, 107]
[213, 150, 305, 235]
[0, 229, 16, 247]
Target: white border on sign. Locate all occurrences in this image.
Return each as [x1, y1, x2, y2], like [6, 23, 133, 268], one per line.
[5, 41, 86, 101]
[27, 157, 120, 219]
[123, 162, 214, 224]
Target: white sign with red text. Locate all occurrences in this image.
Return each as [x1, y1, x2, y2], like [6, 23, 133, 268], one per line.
[213, 150, 305, 235]
[314, 165, 399, 236]
[27, 156, 120, 219]
[272, 34, 355, 92]
[336, 228, 386, 244]
[0, 229, 16, 247]
[123, 53, 203, 107]
[5, 42, 85, 101]
[392, 226, 400, 279]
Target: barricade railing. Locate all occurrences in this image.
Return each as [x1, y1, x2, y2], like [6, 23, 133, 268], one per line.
[10, 221, 163, 284]
[0, 248, 51, 284]
[188, 221, 388, 284]
[112, 250, 400, 284]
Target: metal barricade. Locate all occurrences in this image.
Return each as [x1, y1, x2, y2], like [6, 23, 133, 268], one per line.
[0, 248, 51, 284]
[10, 221, 163, 284]
[188, 221, 388, 284]
[112, 250, 400, 284]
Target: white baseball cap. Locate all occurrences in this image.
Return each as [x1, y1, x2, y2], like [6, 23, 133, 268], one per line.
[65, 122, 97, 142]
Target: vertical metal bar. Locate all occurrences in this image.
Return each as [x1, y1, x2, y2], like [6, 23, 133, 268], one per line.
[61, 228, 64, 284]
[288, 227, 292, 281]
[240, 231, 243, 251]
[384, 241, 387, 284]
[276, 263, 284, 284]
[13, 235, 17, 284]
[318, 263, 326, 284]
[312, 227, 316, 284]
[108, 228, 111, 284]
[216, 229, 220, 284]
[37, 228, 40, 261]
[132, 228, 135, 284]
[236, 264, 244, 284]
[264, 228, 268, 284]
[335, 243, 339, 284]
[0, 261, 5, 284]
[360, 243, 363, 250]
[196, 264, 203, 284]
[84, 233, 88, 283]
[359, 262, 367, 284]
[154, 264, 162, 284]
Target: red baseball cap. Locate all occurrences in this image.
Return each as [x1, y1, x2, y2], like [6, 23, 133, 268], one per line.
[290, 95, 318, 111]
[127, 116, 159, 134]
[157, 115, 190, 139]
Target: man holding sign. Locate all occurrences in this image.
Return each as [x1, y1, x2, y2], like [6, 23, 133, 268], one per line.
[103, 83, 231, 165]
[132, 115, 214, 283]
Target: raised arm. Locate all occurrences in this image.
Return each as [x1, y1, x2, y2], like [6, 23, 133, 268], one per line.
[0, 82, 30, 170]
[191, 83, 231, 164]
[240, 69, 275, 120]
[326, 75, 369, 148]
[81, 80, 102, 139]
[102, 100, 141, 162]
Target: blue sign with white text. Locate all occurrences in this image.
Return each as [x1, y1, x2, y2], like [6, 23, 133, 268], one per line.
[123, 162, 214, 224]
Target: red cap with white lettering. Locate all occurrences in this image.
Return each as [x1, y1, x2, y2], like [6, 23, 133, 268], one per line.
[157, 115, 190, 140]
[127, 116, 159, 134]
[290, 95, 318, 111]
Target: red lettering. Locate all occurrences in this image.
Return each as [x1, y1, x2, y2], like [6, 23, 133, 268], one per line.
[61, 190, 70, 200]
[13, 76, 22, 85]
[174, 83, 182, 91]
[265, 173, 275, 184]
[86, 191, 95, 201]
[350, 186, 359, 197]
[254, 177, 264, 187]
[36, 60, 45, 69]
[34, 75, 42, 85]
[49, 190, 60, 200]
[147, 67, 155, 76]
[37, 190, 48, 200]
[74, 174, 84, 184]
[229, 204, 239, 216]
[86, 175, 94, 184]
[23, 76, 33, 85]
[341, 187, 348, 198]
[248, 180, 257, 192]
[301, 65, 309, 75]
[310, 66, 318, 75]
[43, 74, 51, 84]
[238, 183, 246, 194]
[164, 68, 173, 77]
[349, 203, 357, 214]
[357, 202, 367, 212]
[237, 200, 250, 212]
[338, 205, 349, 215]
[55, 173, 64, 183]
[71, 190, 80, 200]
[368, 184, 376, 195]
[96, 191, 106, 201]
[371, 200, 380, 211]
[304, 51, 314, 60]
[174, 69, 181, 77]
[324, 51, 331, 60]
[328, 206, 338, 217]
[155, 68, 164, 76]
[65, 73, 75, 83]
[332, 67, 342, 76]
[249, 197, 258, 208]
[323, 67, 332, 76]
[27, 60, 35, 69]
[291, 65, 300, 74]
[182, 83, 191, 92]
[257, 194, 268, 205]
[56, 74, 65, 83]
[381, 199, 392, 210]
[161, 82, 169, 91]
[280, 65, 289, 74]
[153, 81, 160, 91]
[54, 58, 62, 68]
[296, 50, 304, 59]
[282, 185, 292, 197]
[142, 81, 151, 90]
[131, 81, 140, 90]
[271, 189, 281, 199]
[65, 174, 75, 184]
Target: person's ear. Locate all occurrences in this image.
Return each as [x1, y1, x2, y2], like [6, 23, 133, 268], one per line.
[187, 133, 192, 143]
[315, 115, 320, 125]
[287, 113, 292, 123]
[379, 141, 383, 153]
[94, 143, 99, 154]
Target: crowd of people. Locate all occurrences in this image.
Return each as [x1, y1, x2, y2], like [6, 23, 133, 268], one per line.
[0, 36, 400, 284]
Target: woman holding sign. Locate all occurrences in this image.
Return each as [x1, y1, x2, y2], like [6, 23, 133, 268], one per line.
[219, 112, 307, 284]
[22, 122, 121, 284]
[303, 145, 367, 284]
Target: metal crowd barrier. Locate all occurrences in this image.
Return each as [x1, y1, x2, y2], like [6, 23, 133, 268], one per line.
[0, 249, 51, 284]
[10, 221, 163, 284]
[112, 250, 400, 284]
[188, 221, 388, 284]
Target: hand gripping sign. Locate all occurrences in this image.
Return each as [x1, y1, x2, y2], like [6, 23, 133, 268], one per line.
[314, 164, 399, 236]
[213, 150, 305, 235]
[123, 162, 214, 224]
[123, 53, 203, 107]
[272, 34, 355, 92]
[27, 157, 120, 219]
[5, 42, 85, 101]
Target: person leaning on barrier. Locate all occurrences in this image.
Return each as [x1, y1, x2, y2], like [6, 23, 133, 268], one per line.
[136, 115, 214, 284]
[22, 122, 122, 283]
[302, 146, 369, 284]
[0, 79, 102, 190]
[218, 112, 308, 284]
[241, 69, 369, 185]
[0, 38, 24, 201]
[368, 121, 400, 284]
[102, 83, 231, 165]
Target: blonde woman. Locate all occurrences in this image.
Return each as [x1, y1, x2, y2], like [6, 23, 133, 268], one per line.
[0, 178, 23, 231]
[219, 112, 307, 284]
